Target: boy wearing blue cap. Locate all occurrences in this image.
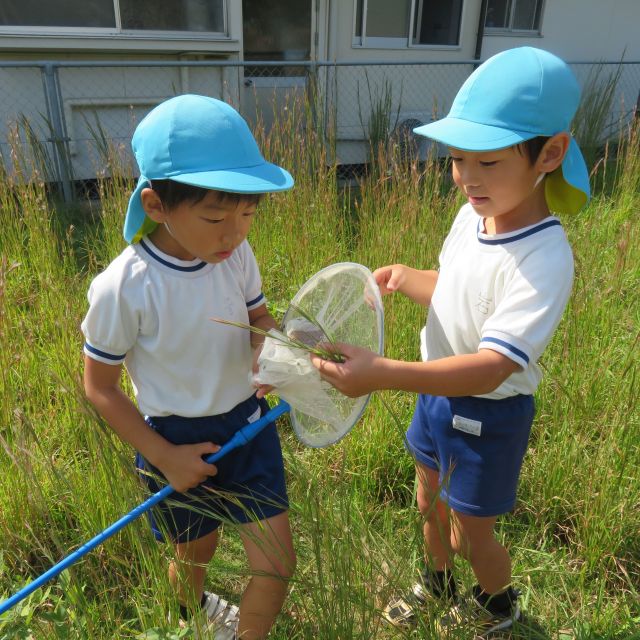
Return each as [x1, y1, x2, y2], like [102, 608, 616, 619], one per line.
[312, 47, 590, 635]
[82, 95, 295, 640]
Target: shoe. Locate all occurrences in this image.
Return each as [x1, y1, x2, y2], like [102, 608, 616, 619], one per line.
[201, 591, 239, 640]
[437, 594, 520, 638]
[383, 570, 458, 629]
[178, 592, 239, 640]
[382, 582, 429, 628]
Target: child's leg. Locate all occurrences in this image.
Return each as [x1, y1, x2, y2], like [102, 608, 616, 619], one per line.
[416, 462, 453, 571]
[437, 510, 519, 631]
[238, 511, 296, 640]
[170, 528, 220, 609]
[382, 463, 456, 628]
[450, 511, 510, 594]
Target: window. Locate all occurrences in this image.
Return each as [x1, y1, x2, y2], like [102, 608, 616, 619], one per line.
[243, 0, 311, 77]
[0, 0, 115, 28]
[412, 0, 463, 45]
[353, 0, 462, 47]
[120, 0, 224, 33]
[484, 0, 544, 32]
[0, 0, 226, 33]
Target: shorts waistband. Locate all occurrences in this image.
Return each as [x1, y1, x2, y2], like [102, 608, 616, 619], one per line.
[430, 393, 533, 406]
[147, 393, 259, 425]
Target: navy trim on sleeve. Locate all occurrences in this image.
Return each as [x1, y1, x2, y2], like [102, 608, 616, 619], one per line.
[481, 337, 529, 363]
[84, 342, 126, 361]
[246, 293, 265, 308]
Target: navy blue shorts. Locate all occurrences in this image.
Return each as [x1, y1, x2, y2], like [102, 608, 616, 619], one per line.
[135, 395, 289, 543]
[406, 393, 535, 517]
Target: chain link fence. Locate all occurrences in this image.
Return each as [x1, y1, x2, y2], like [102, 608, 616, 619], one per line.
[1, 59, 638, 201]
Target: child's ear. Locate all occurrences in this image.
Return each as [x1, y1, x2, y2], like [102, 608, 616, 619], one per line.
[140, 187, 167, 223]
[537, 132, 570, 174]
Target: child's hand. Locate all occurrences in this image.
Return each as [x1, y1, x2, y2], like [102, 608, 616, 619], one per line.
[159, 442, 220, 493]
[310, 343, 386, 398]
[373, 264, 406, 296]
[255, 383, 274, 399]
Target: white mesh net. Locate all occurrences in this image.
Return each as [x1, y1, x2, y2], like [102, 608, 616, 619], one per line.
[253, 262, 384, 448]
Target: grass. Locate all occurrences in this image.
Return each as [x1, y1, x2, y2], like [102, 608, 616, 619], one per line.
[0, 100, 638, 639]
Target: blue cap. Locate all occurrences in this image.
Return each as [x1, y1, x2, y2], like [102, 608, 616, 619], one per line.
[124, 94, 294, 243]
[414, 47, 590, 214]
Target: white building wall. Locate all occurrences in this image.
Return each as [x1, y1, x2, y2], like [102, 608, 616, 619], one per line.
[482, 0, 640, 61]
[325, 0, 640, 163]
[57, 65, 230, 180]
[0, 1, 245, 181]
[325, 0, 481, 163]
[481, 0, 640, 142]
[329, 0, 481, 61]
[1, 1, 638, 180]
[326, 0, 640, 64]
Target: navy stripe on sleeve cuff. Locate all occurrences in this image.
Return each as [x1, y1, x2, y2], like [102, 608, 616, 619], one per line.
[481, 337, 529, 364]
[246, 293, 265, 308]
[84, 342, 126, 361]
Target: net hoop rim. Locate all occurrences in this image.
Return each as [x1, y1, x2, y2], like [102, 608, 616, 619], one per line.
[282, 261, 385, 448]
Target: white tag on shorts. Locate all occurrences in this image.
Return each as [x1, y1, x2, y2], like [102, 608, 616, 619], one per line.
[452, 414, 482, 437]
[247, 406, 262, 424]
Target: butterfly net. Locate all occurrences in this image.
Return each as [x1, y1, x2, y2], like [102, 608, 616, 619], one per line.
[253, 262, 384, 448]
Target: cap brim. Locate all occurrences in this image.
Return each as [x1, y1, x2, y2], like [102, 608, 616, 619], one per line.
[170, 161, 294, 194]
[123, 162, 295, 243]
[413, 117, 538, 151]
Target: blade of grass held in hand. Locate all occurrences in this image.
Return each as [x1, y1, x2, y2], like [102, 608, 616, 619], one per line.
[288, 302, 339, 347]
[210, 317, 345, 363]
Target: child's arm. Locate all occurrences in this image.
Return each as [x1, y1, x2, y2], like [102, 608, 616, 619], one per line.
[84, 356, 220, 493]
[248, 303, 278, 348]
[311, 345, 520, 398]
[248, 303, 278, 398]
[374, 264, 438, 306]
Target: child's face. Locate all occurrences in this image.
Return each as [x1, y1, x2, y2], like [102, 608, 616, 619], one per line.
[149, 190, 257, 262]
[449, 145, 547, 224]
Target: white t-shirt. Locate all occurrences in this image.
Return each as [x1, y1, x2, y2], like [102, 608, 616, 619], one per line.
[82, 237, 265, 417]
[421, 203, 574, 399]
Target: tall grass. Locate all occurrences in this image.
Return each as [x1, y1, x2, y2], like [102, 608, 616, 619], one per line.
[572, 61, 625, 171]
[0, 95, 638, 639]
[357, 71, 402, 169]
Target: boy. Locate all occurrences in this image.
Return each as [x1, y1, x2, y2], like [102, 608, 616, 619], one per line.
[82, 95, 296, 640]
[312, 47, 590, 635]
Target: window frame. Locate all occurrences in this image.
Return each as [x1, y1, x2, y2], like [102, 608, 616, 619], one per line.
[483, 0, 545, 35]
[352, 0, 463, 50]
[0, 0, 229, 41]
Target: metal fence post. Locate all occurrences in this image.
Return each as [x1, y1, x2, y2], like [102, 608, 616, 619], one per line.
[41, 63, 74, 203]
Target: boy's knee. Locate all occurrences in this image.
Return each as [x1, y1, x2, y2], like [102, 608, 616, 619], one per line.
[449, 531, 472, 560]
[258, 549, 296, 583]
[251, 565, 295, 593]
[277, 550, 297, 581]
[416, 465, 441, 515]
[417, 490, 448, 525]
[416, 483, 441, 515]
[450, 517, 499, 561]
